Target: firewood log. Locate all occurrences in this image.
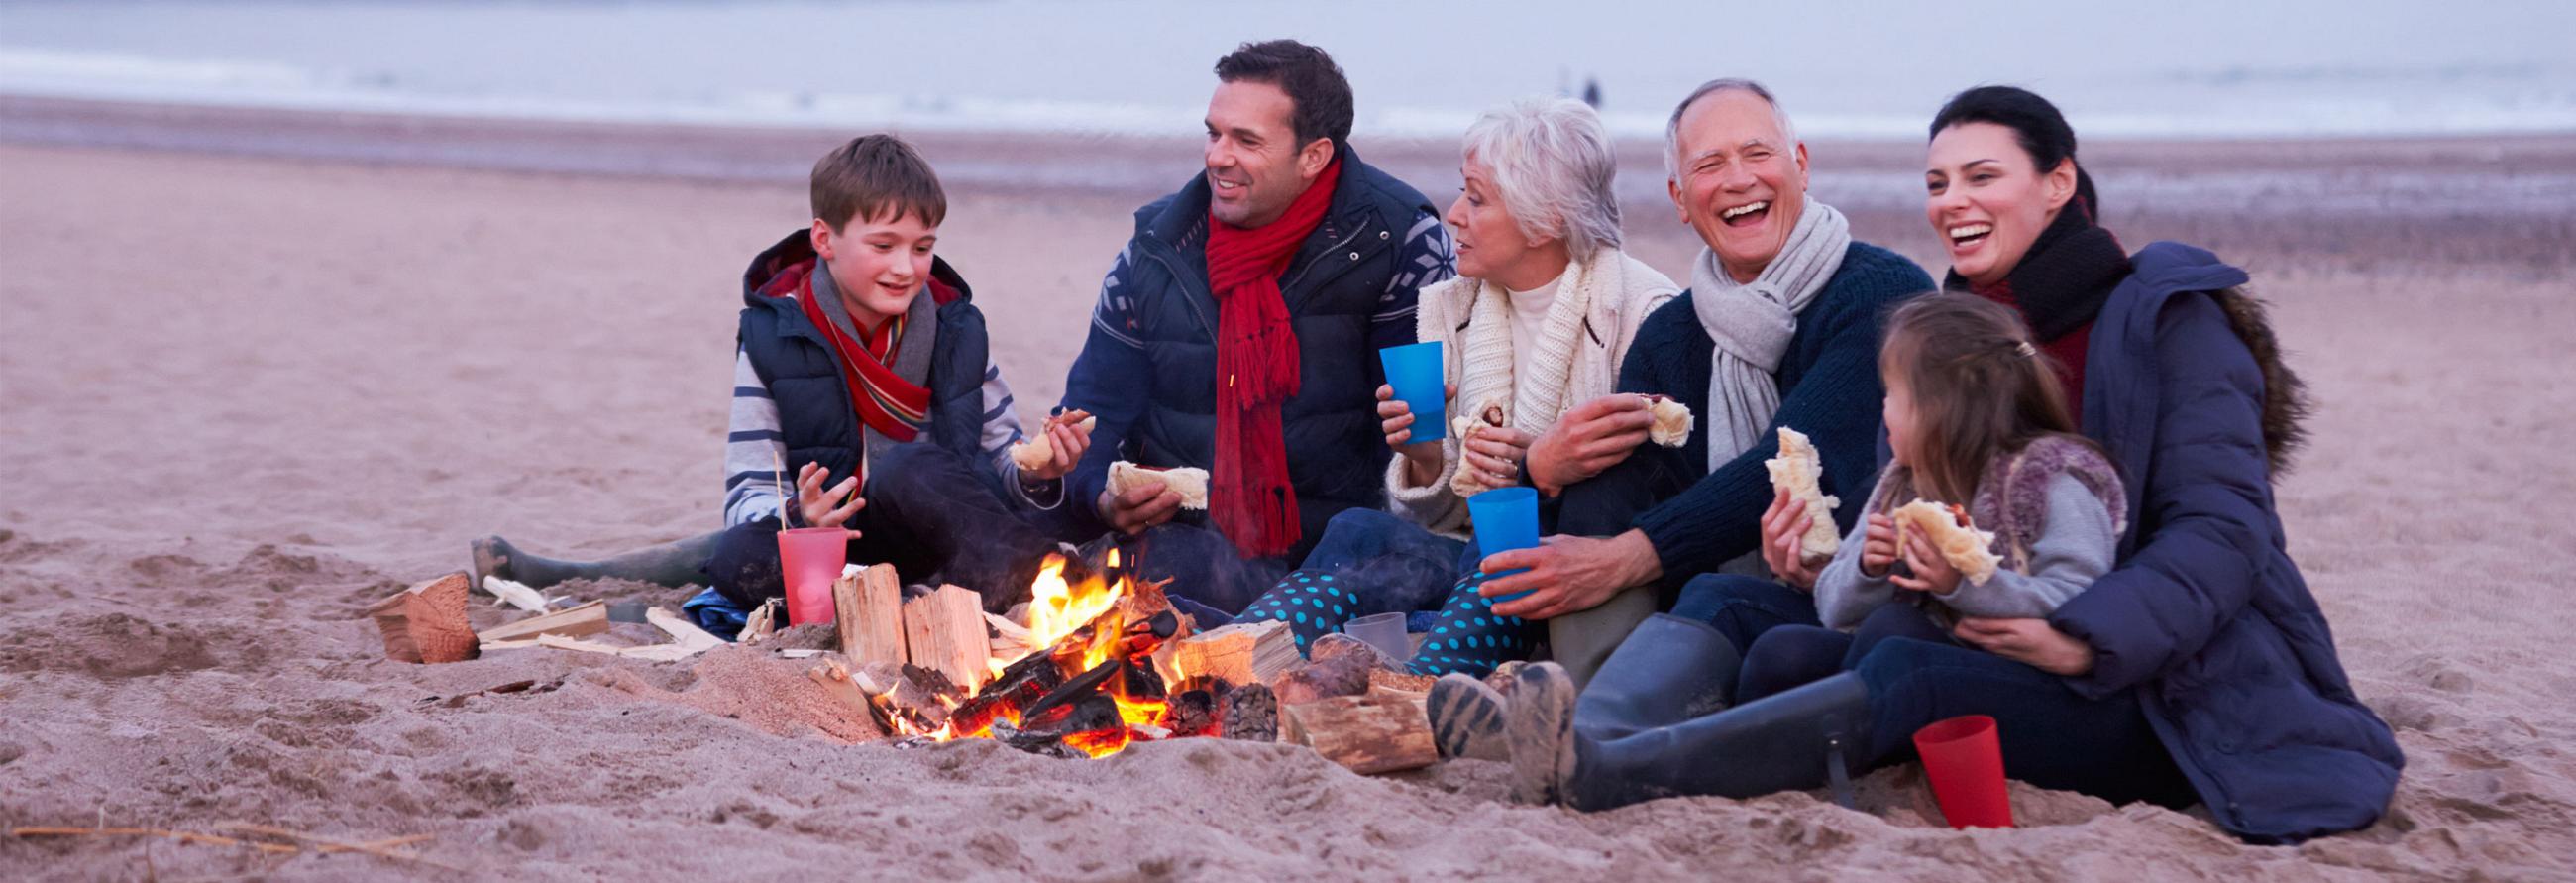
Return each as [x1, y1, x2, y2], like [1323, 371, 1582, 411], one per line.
[1279, 688, 1439, 775]
[1173, 620, 1296, 687]
[903, 584, 990, 692]
[365, 573, 478, 664]
[1221, 682, 1279, 743]
[834, 564, 907, 666]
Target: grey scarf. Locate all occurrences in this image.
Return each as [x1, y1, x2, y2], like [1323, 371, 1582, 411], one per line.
[812, 262, 938, 477]
[1686, 200, 1850, 472]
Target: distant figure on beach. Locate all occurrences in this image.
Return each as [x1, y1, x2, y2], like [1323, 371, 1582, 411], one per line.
[474, 135, 1083, 617]
[1581, 77, 1601, 110]
[1446, 84, 2403, 845]
[1231, 97, 1678, 665]
[1050, 39, 1453, 614]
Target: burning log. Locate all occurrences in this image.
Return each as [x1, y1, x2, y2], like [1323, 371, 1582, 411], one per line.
[1221, 682, 1280, 742]
[1173, 620, 1297, 688]
[1279, 688, 1440, 775]
[947, 648, 1066, 738]
[834, 564, 907, 666]
[1156, 682, 1222, 737]
[904, 585, 991, 693]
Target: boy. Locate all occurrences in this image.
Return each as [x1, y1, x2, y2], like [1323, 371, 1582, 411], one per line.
[705, 134, 1089, 611]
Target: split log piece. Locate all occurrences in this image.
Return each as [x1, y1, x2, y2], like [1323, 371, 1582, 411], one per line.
[1280, 688, 1439, 775]
[366, 573, 479, 664]
[477, 600, 609, 644]
[902, 584, 989, 692]
[834, 564, 908, 665]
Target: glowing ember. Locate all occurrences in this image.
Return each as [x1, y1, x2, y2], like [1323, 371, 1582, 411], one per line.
[872, 550, 1188, 758]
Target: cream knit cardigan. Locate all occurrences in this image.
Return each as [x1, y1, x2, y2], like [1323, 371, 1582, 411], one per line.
[1388, 247, 1680, 538]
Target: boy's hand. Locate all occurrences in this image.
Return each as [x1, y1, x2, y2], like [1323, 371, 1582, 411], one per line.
[1379, 383, 1455, 487]
[794, 462, 866, 539]
[1890, 530, 1961, 595]
[1859, 513, 1899, 578]
[1757, 487, 1819, 590]
[1098, 482, 1181, 535]
[1020, 417, 1092, 482]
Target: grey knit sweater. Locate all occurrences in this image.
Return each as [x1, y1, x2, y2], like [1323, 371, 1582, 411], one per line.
[1813, 471, 2118, 630]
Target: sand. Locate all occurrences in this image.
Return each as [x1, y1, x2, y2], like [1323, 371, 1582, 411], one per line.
[1, 110, 2573, 880]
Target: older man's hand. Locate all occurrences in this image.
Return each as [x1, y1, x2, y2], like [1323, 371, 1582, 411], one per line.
[1478, 529, 1664, 620]
[1525, 394, 1655, 497]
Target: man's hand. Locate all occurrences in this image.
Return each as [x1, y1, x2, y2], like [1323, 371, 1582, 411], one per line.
[1379, 383, 1455, 487]
[1097, 481, 1182, 535]
[1020, 416, 1092, 483]
[1479, 529, 1663, 620]
[1890, 529, 1962, 595]
[1525, 394, 1654, 497]
[1757, 487, 1821, 590]
[1955, 618, 2095, 676]
[793, 461, 866, 539]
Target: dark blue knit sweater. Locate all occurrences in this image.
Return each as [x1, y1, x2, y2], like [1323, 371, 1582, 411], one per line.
[1616, 242, 1931, 581]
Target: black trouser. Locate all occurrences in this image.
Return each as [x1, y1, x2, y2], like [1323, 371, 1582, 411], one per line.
[704, 444, 1058, 612]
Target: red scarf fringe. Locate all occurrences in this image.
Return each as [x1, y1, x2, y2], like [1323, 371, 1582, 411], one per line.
[1202, 156, 1342, 558]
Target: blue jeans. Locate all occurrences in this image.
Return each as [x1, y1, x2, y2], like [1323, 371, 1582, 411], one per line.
[1237, 509, 1471, 653]
[1852, 636, 2194, 807]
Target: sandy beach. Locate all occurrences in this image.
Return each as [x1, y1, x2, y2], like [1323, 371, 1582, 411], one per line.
[2, 100, 2573, 880]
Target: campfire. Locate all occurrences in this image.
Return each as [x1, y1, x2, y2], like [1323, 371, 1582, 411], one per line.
[817, 551, 1227, 758]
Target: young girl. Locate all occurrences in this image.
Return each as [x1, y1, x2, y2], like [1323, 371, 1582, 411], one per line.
[1732, 292, 2127, 702]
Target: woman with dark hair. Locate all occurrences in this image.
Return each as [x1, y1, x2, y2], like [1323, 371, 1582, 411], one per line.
[1437, 85, 2402, 845]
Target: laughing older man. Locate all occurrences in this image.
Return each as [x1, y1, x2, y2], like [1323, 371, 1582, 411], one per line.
[1450, 79, 1931, 688]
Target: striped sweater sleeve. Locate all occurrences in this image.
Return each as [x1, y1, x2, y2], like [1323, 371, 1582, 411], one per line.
[978, 358, 1065, 510]
[722, 346, 789, 527]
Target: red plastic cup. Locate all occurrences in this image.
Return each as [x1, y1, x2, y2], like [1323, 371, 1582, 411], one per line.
[776, 527, 848, 626]
[1913, 715, 2013, 828]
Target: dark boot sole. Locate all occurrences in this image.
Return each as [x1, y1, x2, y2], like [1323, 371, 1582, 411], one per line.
[1507, 662, 1576, 805]
[1428, 674, 1509, 761]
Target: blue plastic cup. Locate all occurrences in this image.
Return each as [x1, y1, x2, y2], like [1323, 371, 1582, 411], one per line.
[1376, 341, 1446, 444]
[1467, 486, 1541, 603]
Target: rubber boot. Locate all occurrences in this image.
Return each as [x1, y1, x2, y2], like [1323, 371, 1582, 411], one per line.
[1573, 613, 1741, 742]
[1560, 672, 1874, 812]
[471, 531, 720, 591]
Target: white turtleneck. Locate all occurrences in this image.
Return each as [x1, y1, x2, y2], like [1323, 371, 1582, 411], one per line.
[1503, 276, 1563, 388]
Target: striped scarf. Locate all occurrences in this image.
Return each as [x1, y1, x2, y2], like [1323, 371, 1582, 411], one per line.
[793, 261, 932, 470]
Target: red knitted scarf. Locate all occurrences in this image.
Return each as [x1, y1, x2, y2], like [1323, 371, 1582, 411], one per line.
[786, 260, 932, 487]
[1202, 156, 1342, 558]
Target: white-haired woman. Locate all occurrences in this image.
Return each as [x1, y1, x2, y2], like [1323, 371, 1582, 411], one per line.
[1234, 97, 1677, 677]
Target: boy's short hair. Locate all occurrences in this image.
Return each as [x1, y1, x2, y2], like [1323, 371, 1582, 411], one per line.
[1214, 40, 1353, 148]
[810, 134, 946, 231]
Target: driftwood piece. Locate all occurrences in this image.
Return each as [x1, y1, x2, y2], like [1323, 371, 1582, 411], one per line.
[1280, 688, 1439, 775]
[1221, 682, 1279, 742]
[646, 607, 725, 656]
[1274, 637, 1378, 706]
[365, 573, 479, 664]
[903, 584, 989, 692]
[476, 575, 549, 612]
[478, 600, 608, 644]
[834, 564, 908, 666]
[1174, 620, 1297, 687]
[739, 598, 780, 645]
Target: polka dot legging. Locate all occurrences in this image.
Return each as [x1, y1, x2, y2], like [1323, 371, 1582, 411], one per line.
[1238, 565, 1539, 678]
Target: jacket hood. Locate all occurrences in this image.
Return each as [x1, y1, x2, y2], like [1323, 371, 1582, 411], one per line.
[2119, 241, 2310, 474]
[740, 228, 971, 312]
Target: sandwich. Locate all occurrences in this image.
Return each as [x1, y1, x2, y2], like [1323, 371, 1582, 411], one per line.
[1762, 427, 1840, 563]
[1108, 461, 1209, 510]
[1007, 409, 1097, 472]
[1890, 499, 2001, 586]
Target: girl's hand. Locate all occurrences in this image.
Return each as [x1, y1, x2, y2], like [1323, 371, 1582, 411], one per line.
[1955, 618, 2095, 676]
[1460, 427, 1534, 488]
[1859, 513, 1899, 578]
[1889, 529, 1960, 595]
[1378, 383, 1456, 487]
[1757, 488, 1819, 590]
[793, 462, 866, 539]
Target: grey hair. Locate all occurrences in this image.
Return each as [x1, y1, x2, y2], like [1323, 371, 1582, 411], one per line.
[1664, 78, 1798, 183]
[1459, 96, 1623, 257]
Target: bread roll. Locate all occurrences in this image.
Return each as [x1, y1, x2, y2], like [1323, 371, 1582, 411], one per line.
[1007, 411, 1096, 472]
[1645, 395, 1692, 448]
[1108, 461, 1209, 510]
[1448, 398, 1511, 497]
[1763, 427, 1841, 562]
[1890, 499, 2001, 586]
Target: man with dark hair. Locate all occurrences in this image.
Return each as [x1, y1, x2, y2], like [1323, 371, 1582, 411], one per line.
[1056, 39, 1454, 614]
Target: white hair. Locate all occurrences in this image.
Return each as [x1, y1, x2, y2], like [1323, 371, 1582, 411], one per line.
[1664, 78, 1798, 183]
[1459, 96, 1623, 258]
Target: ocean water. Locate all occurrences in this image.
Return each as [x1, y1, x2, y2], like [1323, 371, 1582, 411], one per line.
[1, 0, 2571, 140]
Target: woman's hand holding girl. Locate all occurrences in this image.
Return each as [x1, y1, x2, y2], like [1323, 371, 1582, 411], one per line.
[1956, 618, 2095, 676]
